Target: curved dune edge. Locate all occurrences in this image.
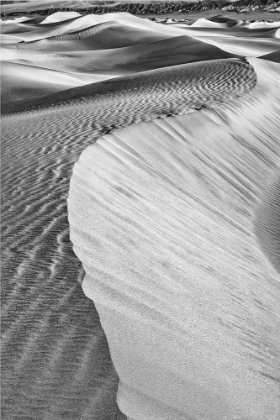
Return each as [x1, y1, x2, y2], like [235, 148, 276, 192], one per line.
[2, 58, 256, 115]
[68, 58, 280, 420]
[0, 38, 238, 106]
[1, 61, 96, 104]
[1, 55, 258, 419]
[1, 35, 237, 81]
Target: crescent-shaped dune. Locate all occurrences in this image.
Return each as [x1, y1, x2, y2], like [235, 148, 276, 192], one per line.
[2, 10, 280, 420]
[68, 57, 280, 420]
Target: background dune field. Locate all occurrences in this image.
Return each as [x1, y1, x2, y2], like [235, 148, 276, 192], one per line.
[1, 7, 280, 420]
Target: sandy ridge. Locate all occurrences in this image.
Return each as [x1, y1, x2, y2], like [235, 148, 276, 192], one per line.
[2, 58, 256, 115]
[2, 55, 257, 419]
[68, 57, 280, 420]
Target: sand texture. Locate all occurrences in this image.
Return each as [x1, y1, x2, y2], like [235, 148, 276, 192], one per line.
[1, 11, 280, 420]
[69, 58, 280, 420]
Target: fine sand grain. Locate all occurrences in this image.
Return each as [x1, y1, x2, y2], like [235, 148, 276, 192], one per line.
[1, 11, 280, 420]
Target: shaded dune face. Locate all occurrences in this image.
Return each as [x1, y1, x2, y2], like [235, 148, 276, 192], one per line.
[1, 35, 240, 105]
[1, 61, 94, 104]
[187, 27, 279, 38]
[5, 21, 171, 50]
[207, 15, 242, 27]
[1, 36, 239, 106]
[1, 36, 237, 84]
[186, 34, 280, 56]
[68, 58, 280, 420]
[1, 12, 280, 106]
[45, 21, 170, 48]
[261, 50, 280, 62]
[2, 58, 256, 115]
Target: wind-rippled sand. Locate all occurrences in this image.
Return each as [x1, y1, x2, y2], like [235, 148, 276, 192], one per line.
[1, 11, 280, 420]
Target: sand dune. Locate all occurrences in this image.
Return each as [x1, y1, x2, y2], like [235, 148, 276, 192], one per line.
[1, 12, 177, 44]
[174, 24, 280, 55]
[2, 58, 256, 115]
[2, 10, 280, 420]
[192, 34, 280, 56]
[69, 57, 280, 420]
[3, 11, 279, 46]
[1, 37, 237, 84]
[6, 21, 171, 51]
[40, 11, 82, 24]
[1, 61, 96, 104]
[191, 16, 243, 27]
[1, 15, 90, 43]
[1, 13, 279, 85]
[178, 25, 280, 38]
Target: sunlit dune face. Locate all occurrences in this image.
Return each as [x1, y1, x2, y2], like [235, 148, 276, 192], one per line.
[255, 174, 280, 275]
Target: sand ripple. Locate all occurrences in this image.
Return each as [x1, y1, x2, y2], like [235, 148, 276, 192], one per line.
[3, 58, 256, 115]
[1, 56, 257, 419]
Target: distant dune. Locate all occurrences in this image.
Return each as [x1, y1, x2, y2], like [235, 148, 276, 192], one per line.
[1, 11, 280, 420]
[2, 12, 280, 106]
[1, 0, 280, 16]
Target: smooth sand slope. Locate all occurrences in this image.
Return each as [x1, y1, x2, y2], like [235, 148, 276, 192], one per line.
[1, 36, 237, 77]
[1, 11, 280, 420]
[2, 58, 257, 116]
[69, 58, 280, 420]
[1, 61, 96, 104]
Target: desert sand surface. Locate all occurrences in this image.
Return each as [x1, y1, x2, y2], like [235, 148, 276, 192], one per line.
[1, 9, 280, 420]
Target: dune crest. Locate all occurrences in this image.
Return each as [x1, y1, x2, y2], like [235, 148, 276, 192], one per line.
[1, 61, 95, 104]
[2, 58, 256, 115]
[40, 11, 82, 24]
[68, 57, 280, 420]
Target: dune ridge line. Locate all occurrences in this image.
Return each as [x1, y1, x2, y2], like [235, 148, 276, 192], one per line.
[68, 57, 280, 420]
[2, 58, 257, 117]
